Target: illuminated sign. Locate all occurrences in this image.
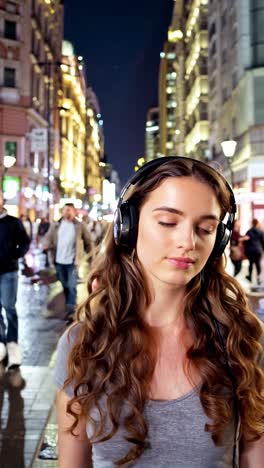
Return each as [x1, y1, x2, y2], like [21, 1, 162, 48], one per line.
[3, 176, 20, 194]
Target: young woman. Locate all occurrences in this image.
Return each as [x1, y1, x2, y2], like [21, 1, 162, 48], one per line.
[54, 157, 264, 468]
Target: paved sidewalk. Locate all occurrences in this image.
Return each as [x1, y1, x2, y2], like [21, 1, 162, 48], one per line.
[32, 403, 58, 468]
[0, 255, 90, 468]
[30, 261, 89, 467]
[0, 365, 57, 468]
[226, 253, 264, 318]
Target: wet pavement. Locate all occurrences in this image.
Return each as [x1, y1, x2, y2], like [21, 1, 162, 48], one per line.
[32, 404, 58, 468]
[0, 366, 55, 468]
[0, 250, 89, 468]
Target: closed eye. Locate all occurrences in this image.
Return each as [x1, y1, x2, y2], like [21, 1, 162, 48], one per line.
[197, 227, 216, 235]
[158, 221, 176, 228]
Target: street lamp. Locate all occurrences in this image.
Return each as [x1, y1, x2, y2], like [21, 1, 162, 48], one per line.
[4, 155, 16, 169]
[221, 140, 237, 186]
[1, 155, 16, 191]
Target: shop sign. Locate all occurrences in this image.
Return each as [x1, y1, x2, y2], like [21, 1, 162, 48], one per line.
[30, 128, 47, 152]
[235, 192, 264, 204]
[3, 176, 20, 200]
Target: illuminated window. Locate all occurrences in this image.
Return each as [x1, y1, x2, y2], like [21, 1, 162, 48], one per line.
[167, 100, 177, 108]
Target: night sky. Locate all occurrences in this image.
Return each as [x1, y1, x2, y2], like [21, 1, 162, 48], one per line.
[64, 0, 174, 185]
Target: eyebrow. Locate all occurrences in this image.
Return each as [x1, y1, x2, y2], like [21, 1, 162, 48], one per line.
[152, 206, 220, 222]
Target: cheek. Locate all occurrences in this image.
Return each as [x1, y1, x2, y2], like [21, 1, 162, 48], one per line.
[198, 236, 216, 262]
[136, 222, 167, 263]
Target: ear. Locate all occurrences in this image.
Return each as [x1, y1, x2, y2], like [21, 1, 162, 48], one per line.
[91, 277, 99, 291]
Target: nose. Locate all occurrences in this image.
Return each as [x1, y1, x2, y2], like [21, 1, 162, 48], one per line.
[175, 222, 196, 252]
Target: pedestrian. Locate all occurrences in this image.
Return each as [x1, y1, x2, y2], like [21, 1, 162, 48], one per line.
[37, 216, 51, 267]
[37, 216, 50, 245]
[54, 157, 264, 467]
[43, 203, 91, 323]
[244, 218, 264, 284]
[229, 220, 248, 277]
[88, 220, 104, 262]
[20, 214, 33, 240]
[0, 192, 30, 369]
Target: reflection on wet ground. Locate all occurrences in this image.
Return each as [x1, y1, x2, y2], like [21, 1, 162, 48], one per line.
[0, 368, 26, 468]
[0, 366, 55, 468]
[0, 276, 64, 467]
[0, 259, 89, 467]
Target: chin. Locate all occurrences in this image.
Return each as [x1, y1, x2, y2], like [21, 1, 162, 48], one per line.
[159, 273, 193, 288]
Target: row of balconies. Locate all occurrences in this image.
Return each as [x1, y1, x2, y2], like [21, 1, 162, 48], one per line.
[185, 102, 208, 136]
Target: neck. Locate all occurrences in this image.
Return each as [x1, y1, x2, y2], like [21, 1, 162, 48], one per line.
[143, 276, 187, 329]
[0, 207, 4, 215]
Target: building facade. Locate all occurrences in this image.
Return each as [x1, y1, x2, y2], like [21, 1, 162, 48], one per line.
[181, 0, 209, 160]
[85, 86, 104, 203]
[145, 106, 160, 162]
[159, 40, 178, 157]
[59, 43, 104, 209]
[159, 0, 208, 160]
[208, 0, 264, 230]
[59, 40, 87, 206]
[0, 0, 63, 218]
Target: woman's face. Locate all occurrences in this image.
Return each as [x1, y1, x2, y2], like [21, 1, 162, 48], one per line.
[136, 176, 221, 289]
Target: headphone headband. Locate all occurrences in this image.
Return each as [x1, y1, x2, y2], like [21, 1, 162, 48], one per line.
[114, 156, 236, 256]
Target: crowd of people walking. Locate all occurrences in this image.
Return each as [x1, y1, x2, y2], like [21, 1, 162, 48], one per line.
[0, 192, 109, 371]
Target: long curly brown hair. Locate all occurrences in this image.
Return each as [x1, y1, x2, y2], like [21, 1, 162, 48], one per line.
[65, 158, 264, 465]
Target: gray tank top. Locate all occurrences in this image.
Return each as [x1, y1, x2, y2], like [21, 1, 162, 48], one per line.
[54, 325, 234, 467]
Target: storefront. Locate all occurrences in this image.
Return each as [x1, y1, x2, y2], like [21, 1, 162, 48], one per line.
[3, 175, 50, 220]
[2, 176, 21, 217]
[252, 177, 264, 226]
[232, 158, 264, 233]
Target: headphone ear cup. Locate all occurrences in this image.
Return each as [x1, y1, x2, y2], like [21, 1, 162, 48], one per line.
[114, 202, 138, 250]
[212, 222, 231, 258]
[113, 208, 122, 245]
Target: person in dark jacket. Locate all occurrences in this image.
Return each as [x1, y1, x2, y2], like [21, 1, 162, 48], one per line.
[0, 191, 30, 369]
[244, 218, 264, 284]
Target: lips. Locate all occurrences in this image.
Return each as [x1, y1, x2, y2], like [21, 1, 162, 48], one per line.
[167, 257, 195, 269]
[167, 257, 194, 263]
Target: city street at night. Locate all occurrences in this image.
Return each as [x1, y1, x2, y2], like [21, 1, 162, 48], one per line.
[1, 0, 264, 467]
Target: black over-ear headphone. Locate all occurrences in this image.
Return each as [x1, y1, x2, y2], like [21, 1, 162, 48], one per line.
[113, 156, 236, 259]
